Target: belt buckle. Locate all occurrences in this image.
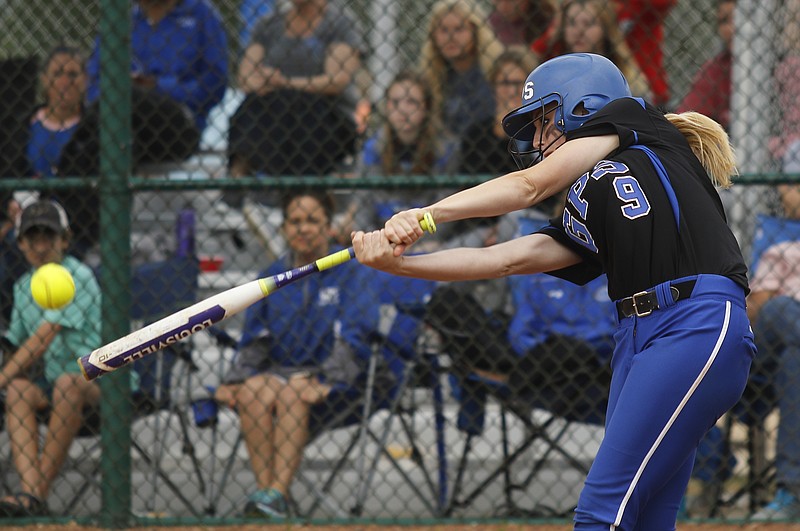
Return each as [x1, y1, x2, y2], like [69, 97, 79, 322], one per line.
[631, 290, 653, 317]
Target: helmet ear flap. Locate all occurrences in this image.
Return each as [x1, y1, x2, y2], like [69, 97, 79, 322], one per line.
[568, 101, 591, 122]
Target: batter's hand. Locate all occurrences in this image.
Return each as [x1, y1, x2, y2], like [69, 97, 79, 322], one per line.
[352, 229, 402, 273]
[384, 208, 427, 256]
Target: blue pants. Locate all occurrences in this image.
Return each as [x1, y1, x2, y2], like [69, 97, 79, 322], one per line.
[574, 275, 755, 530]
[755, 295, 800, 490]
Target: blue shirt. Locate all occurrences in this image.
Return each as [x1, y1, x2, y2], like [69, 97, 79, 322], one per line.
[87, 0, 228, 131]
[236, 248, 380, 376]
[27, 116, 79, 177]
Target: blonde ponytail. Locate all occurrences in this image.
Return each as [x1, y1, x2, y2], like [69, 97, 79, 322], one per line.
[665, 112, 737, 189]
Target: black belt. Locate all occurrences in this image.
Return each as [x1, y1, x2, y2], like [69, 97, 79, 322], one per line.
[616, 280, 697, 319]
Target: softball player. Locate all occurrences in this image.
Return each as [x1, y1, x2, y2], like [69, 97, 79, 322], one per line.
[352, 53, 755, 530]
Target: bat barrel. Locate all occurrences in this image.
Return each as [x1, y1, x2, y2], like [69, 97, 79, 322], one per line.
[77, 280, 269, 381]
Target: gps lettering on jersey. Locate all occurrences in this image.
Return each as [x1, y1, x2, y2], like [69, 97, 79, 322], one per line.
[563, 159, 651, 251]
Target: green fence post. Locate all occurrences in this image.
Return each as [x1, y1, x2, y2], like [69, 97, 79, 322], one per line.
[98, 0, 132, 527]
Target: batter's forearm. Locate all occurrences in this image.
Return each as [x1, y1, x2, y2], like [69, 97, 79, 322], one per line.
[428, 135, 619, 224]
[394, 247, 509, 282]
[428, 172, 536, 224]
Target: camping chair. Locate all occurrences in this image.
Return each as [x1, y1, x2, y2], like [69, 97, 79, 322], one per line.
[422, 281, 612, 517]
[59, 254, 204, 518]
[710, 213, 797, 515]
[200, 327, 399, 519]
[203, 273, 449, 519]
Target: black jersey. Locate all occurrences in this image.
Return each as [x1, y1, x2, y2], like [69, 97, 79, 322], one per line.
[539, 97, 749, 301]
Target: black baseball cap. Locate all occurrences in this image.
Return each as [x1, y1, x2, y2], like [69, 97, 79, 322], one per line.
[16, 200, 70, 240]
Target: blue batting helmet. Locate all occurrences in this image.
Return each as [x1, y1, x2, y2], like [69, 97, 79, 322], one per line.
[502, 53, 632, 141]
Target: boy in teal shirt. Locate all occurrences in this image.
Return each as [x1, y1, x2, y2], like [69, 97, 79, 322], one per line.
[0, 200, 101, 517]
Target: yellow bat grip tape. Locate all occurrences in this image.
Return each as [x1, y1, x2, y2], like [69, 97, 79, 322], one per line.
[316, 248, 354, 271]
[420, 212, 437, 234]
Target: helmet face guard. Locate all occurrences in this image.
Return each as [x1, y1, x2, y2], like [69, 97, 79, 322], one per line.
[501, 53, 632, 170]
[505, 92, 566, 169]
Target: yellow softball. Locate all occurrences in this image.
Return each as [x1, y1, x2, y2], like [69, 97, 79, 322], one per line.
[31, 263, 76, 310]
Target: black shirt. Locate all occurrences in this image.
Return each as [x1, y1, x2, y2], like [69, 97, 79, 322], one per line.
[460, 118, 519, 176]
[539, 97, 749, 301]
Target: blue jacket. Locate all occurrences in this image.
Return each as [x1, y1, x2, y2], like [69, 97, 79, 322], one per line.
[232, 247, 380, 381]
[87, 0, 228, 131]
[508, 274, 616, 360]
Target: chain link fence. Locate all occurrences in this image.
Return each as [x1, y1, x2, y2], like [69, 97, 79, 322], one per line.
[0, 0, 799, 526]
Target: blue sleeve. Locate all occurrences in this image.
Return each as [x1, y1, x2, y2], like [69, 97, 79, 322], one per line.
[360, 137, 381, 171]
[156, 5, 228, 126]
[507, 276, 548, 355]
[86, 37, 102, 104]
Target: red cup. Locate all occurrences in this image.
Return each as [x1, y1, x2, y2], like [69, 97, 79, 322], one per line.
[199, 255, 224, 273]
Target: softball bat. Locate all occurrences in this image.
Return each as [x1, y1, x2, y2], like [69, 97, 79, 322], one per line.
[78, 213, 436, 381]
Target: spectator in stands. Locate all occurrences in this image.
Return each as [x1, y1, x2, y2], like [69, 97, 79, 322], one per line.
[748, 164, 800, 521]
[460, 48, 539, 176]
[545, 0, 651, 99]
[613, 0, 676, 107]
[677, 0, 735, 130]
[0, 200, 102, 517]
[26, 46, 86, 179]
[214, 189, 381, 519]
[23, 45, 98, 260]
[227, 0, 365, 182]
[507, 274, 615, 403]
[488, 0, 556, 52]
[0, 46, 84, 322]
[68, 0, 227, 174]
[57, 0, 226, 258]
[419, 0, 505, 141]
[104, 0, 227, 136]
[769, 0, 800, 169]
[340, 70, 458, 240]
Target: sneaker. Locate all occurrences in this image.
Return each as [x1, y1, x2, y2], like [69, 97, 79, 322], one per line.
[751, 488, 800, 521]
[244, 488, 288, 518]
[0, 492, 48, 517]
